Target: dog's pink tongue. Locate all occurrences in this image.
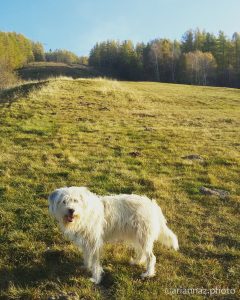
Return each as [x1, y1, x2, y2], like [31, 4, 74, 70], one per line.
[67, 215, 74, 222]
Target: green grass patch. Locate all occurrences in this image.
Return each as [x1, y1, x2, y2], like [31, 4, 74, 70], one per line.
[0, 78, 239, 299]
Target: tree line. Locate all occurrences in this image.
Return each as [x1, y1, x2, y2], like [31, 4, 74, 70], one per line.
[0, 31, 88, 68]
[89, 29, 240, 87]
[1, 29, 240, 89]
[0, 32, 34, 88]
[0, 31, 88, 89]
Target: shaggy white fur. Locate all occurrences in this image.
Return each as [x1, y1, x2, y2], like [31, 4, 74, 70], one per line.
[48, 186, 179, 284]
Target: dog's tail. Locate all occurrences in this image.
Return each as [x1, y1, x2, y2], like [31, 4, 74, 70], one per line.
[152, 200, 179, 251]
[158, 223, 179, 250]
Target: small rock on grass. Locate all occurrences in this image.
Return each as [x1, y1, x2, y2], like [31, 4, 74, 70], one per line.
[182, 154, 204, 160]
[199, 186, 230, 199]
[129, 151, 141, 157]
[143, 126, 155, 131]
[99, 106, 110, 111]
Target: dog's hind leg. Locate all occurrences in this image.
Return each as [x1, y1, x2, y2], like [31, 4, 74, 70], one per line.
[140, 241, 156, 278]
[130, 246, 146, 266]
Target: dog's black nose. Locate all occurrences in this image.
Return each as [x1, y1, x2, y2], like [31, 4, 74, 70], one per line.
[68, 208, 75, 215]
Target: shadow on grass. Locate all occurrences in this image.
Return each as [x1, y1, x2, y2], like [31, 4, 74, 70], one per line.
[0, 249, 116, 297]
[0, 252, 77, 290]
[0, 81, 47, 106]
[214, 235, 240, 249]
[181, 246, 239, 262]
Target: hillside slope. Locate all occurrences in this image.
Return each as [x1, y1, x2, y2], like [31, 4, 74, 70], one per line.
[0, 79, 239, 299]
[17, 62, 102, 80]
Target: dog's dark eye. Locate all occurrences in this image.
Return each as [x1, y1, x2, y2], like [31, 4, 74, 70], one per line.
[74, 199, 78, 203]
[63, 200, 66, 204]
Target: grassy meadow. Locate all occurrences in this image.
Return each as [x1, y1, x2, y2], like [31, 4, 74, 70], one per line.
[0, 77, 239, 299]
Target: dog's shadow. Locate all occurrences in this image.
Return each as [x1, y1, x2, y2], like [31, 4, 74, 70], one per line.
[0, 249, 116, 295]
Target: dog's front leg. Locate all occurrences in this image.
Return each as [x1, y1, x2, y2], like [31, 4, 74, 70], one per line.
[75, 239, 92, 270]
[82, 247, 92, 270]
[89, 250, 103, 284]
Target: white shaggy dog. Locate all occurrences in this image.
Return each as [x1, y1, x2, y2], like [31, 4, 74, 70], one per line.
[48, 187, 179, 284]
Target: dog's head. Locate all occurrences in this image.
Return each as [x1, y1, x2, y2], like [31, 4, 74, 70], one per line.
[48, 187, 90, 224]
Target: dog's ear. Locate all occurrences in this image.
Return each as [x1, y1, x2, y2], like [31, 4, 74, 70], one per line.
[77, 187, 99, 208]
[48, 189, 62, 215]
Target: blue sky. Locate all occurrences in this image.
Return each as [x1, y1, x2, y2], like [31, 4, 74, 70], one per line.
[0, 0, 239, 56]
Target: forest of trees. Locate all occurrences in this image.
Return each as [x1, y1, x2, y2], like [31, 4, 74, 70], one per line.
[0, 29, 239, 89]
[45, 49, 82, 64]
[0, 32, 35, 88]
[0, 32, 35, 69]
[89, 29, 240, 87]
[0, 31, 89, 67]
[0, 31, 88, 89]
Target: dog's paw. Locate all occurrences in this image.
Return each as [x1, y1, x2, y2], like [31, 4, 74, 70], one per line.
[89, 277, 96, 283]
[89, 277, 101, 284]
[140, 271, 155, 279]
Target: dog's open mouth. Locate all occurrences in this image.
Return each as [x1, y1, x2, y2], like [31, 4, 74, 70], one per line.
[65, 214, 74, 222]
[67, 215, 74, 222]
